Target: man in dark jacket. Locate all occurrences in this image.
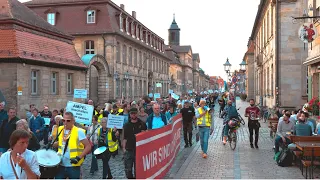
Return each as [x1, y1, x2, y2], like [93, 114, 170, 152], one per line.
[40, 105, 52, 145]
[146, 104, 167, 130]
[0, 107, 19, 153]
[0, 102, 7, 125]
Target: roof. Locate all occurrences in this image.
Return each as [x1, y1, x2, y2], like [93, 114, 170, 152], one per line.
[169, 15, 180, 30]
[171, 45, 192, 53]
[0, 29, 85, 69]
[0, 0, 71, 39]
[192, 53, 200, 61]
[165, 48, 181, 65]
[24, 0, 106, 5]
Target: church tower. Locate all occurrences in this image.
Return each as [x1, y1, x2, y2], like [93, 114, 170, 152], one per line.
[168, 14, 180, 46]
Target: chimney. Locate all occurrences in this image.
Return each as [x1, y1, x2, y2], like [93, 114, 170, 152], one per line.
[132, 11, 136, 19]
[120, 4, 125, 10]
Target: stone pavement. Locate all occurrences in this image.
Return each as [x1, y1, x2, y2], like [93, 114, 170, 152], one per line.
[172, 99, 306, 179]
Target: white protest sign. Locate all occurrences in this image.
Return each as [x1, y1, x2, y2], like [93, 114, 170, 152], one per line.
[74, 89, 87, 99]
[171, 93, 180, 100]
[107, 114, 125, 129]
[65, 101, 94, 125]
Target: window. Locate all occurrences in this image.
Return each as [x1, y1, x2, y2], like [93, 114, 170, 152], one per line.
[148, 56, 152, 70]
[134, 80, 137, 96]
[144, 53, 147, 69]
[123, 80, 126, 97]
[139, 80, 142, 96]
[47, 13, 55, 25]
[129, 80, 132, 97]
[139, 51, 142, 68]
[67, 73, 73, 94]
[271, 65, 274, 96]
[116, 42, 121, 62]
[116, 79, 120, 97]
[134, 49, 138, 66]
[87, 10, 95, 23]
[144, 80, 147, 95]
[85, 40, 95, 54]
[123, 45, 127, 64]
[171, 32, 175, 41]
[128, 47, 132, 65]
[51, 72, 58, 94]
[31, 70, 38, 95]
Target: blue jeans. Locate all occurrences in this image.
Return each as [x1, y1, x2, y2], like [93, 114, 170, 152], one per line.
[199, 127, 210, 154]
[0, 148, 8, 153]
[223, 124, 230, 137]
[90, 145, 98, 173]
[55, 166, 81, 179]
[274, 135, 291, 153]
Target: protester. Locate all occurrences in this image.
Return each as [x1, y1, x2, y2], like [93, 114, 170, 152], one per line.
[165, 104, 177, 124]
[123, 108, 147, 179]
[180, 101, 195, 148]
[54, 112, 91, 179]
[16, 119, 40, 151]
[0, 107, 19, 154]
[87, 115, 101, 175]
[0, 130, 40, 179]
[97, 118, 119, 179]
[146, 104, 168, 130]
[0, 102, 7, 125]
[40, 105, 52, 145]
[137, 106, 148, 123]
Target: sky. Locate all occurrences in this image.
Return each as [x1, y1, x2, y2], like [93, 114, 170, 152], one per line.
[20, 0, 260, 80]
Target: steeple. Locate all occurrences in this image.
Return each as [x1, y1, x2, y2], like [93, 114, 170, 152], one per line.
[169, 13, 180, 30]
[168, 13, 180, 46]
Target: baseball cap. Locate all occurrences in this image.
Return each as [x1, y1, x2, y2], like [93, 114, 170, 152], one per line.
[129, 108, 138, 114]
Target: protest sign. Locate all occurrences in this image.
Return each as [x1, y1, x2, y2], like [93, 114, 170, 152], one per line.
[136, 114, 182, 179]
[169, 89, 173, 94]
[107, 114, 125, 129]
[44, 118, 50, 126]
[148, 93, 153, 98]
[65, 101, 94, 125]
[171, 93, 179, 100]
[154, 93, 161, 100]
[73, 89, 87, 99]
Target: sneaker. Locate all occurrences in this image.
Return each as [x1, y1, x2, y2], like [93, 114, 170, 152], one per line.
[250, 144, 254, 148]
[202, 153, 207, 159]
[184, 144, 189, 148]
[255, 144, 259, 149]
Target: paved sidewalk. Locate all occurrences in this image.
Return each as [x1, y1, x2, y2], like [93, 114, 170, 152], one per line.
[173, 99, 305, 179]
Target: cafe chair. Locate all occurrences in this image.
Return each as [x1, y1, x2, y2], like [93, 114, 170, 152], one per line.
[300, 146, 320, 179]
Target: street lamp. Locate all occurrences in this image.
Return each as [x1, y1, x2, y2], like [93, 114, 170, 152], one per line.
[239, 60, 248, 72]
[223, 58, 232, 73]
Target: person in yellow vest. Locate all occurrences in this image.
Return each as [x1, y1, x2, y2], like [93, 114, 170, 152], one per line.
[49, 115, 63, 151]
[195, 100, 214, 159]
[54, 112, 91, 179]
[97, 117, 119, 179]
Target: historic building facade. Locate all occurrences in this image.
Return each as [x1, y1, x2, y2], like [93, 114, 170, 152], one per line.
[0, 0, 86, 117]
[244, 40, 255, 101]
[26, 0, 171, 104]
[250, 0, 308, 108]
[303, 0, 320, 101]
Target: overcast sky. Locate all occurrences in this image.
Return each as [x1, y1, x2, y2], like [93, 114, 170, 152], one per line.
[20, 0, 260, 80]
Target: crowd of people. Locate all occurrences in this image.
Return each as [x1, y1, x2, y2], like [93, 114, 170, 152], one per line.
[0, 91, 220, 179]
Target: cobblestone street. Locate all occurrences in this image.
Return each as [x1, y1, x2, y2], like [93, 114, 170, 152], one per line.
[170, 99, 308, 179]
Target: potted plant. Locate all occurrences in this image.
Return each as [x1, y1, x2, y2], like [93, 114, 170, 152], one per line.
[305, 97, 319, 119]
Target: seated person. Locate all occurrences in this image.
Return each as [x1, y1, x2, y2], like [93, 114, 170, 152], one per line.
[222, 100, 238, 145]
[275, 113, 294, 153]
[293, 112, 312, 136]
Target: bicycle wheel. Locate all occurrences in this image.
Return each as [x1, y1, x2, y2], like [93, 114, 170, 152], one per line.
[229, 131, 237, 150]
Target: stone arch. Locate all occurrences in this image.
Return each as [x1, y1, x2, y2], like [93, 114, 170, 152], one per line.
[82, 54, 112, 106]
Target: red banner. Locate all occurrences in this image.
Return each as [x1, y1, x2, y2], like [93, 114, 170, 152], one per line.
[135, 114, 182, 179]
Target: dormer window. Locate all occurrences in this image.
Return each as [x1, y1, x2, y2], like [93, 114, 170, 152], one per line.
[47, 13, 56, 25]
[87, 10, 96, 24]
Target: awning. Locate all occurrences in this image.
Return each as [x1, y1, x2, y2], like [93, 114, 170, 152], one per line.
[303, 54, 320, 66]
[81, 54, 97, 66]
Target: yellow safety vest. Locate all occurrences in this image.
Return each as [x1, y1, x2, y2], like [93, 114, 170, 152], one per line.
[98, 128, 118, 153]
[110, 109, 123, 115]
[98, 114, 103, 123]
[58, 126, 85, 166]
[197, 108, 212, 127]
[51, 125, 58, 140]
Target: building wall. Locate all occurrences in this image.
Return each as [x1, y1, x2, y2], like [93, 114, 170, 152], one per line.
[169, 64, 182, 95]
[253, 0, 307, 108]
[246, 53, 255, 101]
[0, 63, 86, 118]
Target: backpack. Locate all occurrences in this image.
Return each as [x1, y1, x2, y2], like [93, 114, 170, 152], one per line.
[276, 148, 293, 167]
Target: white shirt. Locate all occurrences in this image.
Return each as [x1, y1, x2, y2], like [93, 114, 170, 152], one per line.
[0, 149, 41, 179]
[60, 129, 86, 167]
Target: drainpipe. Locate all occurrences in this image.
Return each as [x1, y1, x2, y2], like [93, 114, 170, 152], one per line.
[102, 34, 106, 59]
[275, 0, 280, 107]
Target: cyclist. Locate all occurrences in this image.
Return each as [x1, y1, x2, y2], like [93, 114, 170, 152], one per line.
[245, 99, 260, 148]
[222, 100, 238, 145]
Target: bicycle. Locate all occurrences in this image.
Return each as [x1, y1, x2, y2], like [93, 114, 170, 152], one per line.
[221, 118, 242, 150]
